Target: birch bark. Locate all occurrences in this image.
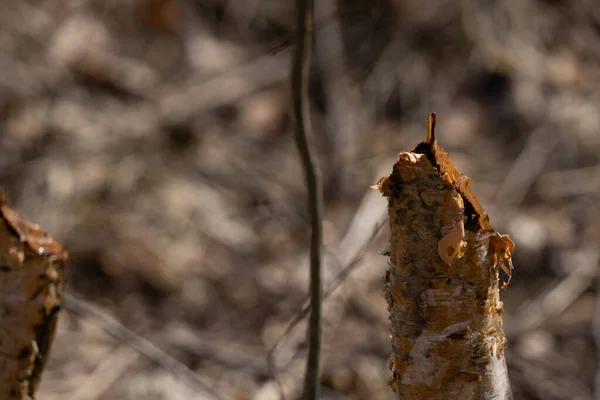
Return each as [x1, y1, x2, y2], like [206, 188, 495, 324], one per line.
[376, 114, 514, 399]
[0, 196, 67, 400]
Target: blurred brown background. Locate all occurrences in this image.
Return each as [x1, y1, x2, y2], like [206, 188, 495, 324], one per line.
[1, 0, 599, 399]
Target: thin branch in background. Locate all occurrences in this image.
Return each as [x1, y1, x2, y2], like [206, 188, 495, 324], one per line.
[495, 125, 558, 206]
[510, 249, 599, 337]
[265, 173, 388, 385]
[69, 344, 141, 400]
[537, 164, 600, 198]
[266, 197, 386, 400]
[62, 293, 225, 400]
[266, 217, 386, 372]
[291, 0, 322, 398]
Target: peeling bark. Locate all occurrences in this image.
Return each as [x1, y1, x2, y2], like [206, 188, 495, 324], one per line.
[376, 114, 514, 399]
[0, 195, 68, 400]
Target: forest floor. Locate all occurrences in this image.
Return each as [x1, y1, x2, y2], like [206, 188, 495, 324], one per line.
[1, 1, 600, 399]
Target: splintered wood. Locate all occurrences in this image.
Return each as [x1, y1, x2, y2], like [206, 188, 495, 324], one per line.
[0, 195, 68, 400]
[375, 114, 514, 399]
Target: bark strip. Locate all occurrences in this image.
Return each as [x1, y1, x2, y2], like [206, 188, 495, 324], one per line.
[0, 195, 68, 400]
[376, 114, 514, 399]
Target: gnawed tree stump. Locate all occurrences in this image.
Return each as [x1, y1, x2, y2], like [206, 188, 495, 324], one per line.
[0, 195, 68, 400]
[376, 114, 514, 399]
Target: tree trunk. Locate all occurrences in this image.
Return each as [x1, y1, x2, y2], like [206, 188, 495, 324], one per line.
[0, 195, 68, 400]
[376, 114, 514, 399]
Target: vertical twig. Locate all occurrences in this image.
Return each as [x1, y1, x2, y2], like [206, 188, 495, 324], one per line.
[292, 0, 322, 399]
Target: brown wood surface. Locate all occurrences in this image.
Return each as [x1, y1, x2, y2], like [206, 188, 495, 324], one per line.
[0, 195, 68, 400]
[376, 114, 514, 399]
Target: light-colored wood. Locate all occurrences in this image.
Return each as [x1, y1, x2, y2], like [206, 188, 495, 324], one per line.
[376, 114, 513, 399]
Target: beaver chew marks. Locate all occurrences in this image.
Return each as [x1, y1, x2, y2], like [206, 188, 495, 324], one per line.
[375, 114, 514, 400]
[0, 195, 68, 400]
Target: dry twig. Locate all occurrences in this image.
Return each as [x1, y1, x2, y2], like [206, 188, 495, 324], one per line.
[291, 0, 323, 398]
[511, 249, 598, 336]
[62, 293, 224, 400]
